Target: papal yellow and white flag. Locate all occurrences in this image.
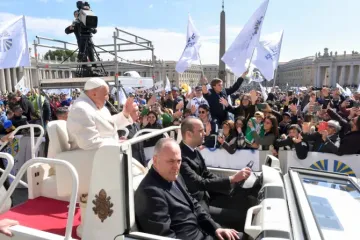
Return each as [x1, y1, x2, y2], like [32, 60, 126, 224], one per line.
[0, 15, 30, 69]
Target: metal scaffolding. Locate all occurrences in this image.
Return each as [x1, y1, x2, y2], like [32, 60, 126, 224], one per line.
[33, 27, 155, 108]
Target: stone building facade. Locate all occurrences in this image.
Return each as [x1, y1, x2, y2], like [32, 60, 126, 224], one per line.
[277, 48, 360, 88]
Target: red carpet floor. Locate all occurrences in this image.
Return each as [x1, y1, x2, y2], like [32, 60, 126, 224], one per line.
[0, 197, 81, 239]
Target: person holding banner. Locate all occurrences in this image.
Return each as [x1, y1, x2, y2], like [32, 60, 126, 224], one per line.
[201, 71, 248, 125]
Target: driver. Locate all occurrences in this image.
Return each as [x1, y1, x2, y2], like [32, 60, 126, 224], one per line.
[179, 117, 259, 232]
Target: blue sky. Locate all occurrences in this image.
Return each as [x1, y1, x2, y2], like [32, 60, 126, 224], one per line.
[0, 0, 359, 64]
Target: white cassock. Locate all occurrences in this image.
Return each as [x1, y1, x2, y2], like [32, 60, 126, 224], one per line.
[67, 92, 133, 150]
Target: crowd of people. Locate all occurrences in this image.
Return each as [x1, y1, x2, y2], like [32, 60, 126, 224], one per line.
[112, 72, 360, 165]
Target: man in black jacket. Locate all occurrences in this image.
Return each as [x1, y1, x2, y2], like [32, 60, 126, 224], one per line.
[7, 93, 36, 122]
[202, 71, 247, 125]
[135, 138, 242, 240]
[275, 124, 309, 159]
[179, 117, 257, 231]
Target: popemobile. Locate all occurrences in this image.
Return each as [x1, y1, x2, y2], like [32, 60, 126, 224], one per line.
[0, 121, 358, 240]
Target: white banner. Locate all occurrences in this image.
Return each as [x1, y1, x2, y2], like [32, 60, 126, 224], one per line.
[221, 0, 269, 77]
[0, 15, 30, 69]
[283, 151, 359, 177]
[175, 15, 201, 73]
[43, 88, 71, 95]
[201, 148, 260, 171]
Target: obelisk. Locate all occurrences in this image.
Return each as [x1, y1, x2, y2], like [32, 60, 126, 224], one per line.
[218, 0, 226, 84]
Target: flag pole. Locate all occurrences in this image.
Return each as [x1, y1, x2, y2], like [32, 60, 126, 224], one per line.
[247, 48, 256, 71]
[273, 67, 278, 88]
[198, 52, 206, 86]
[198, 52, 205, 77]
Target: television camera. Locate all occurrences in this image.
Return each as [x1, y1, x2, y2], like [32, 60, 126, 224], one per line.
[64, 1, 107, 78]
[75, 1, 98, 36]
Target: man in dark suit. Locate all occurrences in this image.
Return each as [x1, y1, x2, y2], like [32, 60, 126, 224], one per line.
[135, 138, 242, 240]
[118, 103, 146, 167]
[179, 117, 259, 231]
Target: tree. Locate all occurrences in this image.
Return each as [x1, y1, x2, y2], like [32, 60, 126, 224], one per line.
[44, 49, 78, 62]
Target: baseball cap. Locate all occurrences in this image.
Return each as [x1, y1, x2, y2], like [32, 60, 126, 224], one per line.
[4, 120, 12, 129]
[84, 78, 107, 91]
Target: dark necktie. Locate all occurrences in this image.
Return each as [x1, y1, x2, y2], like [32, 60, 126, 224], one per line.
[171, 182, 189, 204]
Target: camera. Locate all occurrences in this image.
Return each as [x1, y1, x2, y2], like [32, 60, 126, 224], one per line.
[76, 1, 98, 30]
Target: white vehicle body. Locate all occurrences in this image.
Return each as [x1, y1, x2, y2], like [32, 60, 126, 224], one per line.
[0, 123, 358, 240]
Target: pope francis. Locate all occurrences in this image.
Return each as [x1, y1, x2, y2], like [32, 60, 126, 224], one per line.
[67, 77, 135, 150]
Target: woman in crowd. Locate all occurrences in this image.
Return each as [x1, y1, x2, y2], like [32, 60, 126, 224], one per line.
[198, 104, 218, 149]
[141, 111, 163, 148]
[218, 120, 238, 154]
[248, 115, 279, 150]
[229, 90, 257, 124]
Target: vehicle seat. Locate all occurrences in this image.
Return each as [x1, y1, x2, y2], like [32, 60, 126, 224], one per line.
[47, 120, 98, 197]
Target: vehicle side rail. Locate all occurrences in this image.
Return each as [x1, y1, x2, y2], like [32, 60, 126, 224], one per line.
[0, 153, 14, 188]
[0, 157, 79, 240]
[119, 127, 130, 138]
[133, 129, 170, 139]
[0, 124, 45, 159]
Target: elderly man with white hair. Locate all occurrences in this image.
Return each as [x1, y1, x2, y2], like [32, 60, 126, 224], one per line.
[67, 77, 136, 150]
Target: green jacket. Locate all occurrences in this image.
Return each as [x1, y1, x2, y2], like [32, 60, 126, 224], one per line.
[245, 117, 265, 144]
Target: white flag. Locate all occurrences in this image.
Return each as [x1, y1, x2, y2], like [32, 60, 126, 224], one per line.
[0, 15, 30, 69]
[221, 0, 269, 77]
[165, 76, 171, 92]
[259, 82, 268, 101]
[118, 87, 127, 105]
[14, 76, 29, 94]
[153, 81, 164, 93]
[175, 15, 201, 73]
[345, 87, 353, 97]
[336, 83, 347, 96]
[252, 30, 283, 81]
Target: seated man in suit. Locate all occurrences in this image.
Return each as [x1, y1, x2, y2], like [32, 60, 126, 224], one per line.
[135, 138, 243, 240]
[179, 117, 259, 232]
[118, 102, 147, 167]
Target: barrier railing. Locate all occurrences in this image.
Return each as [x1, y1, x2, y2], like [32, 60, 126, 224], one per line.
[0, 124, 45, 159]
[0, 158, 79, 240]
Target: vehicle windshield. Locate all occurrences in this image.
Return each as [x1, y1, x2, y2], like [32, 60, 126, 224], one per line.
[300, 174, 360, 240]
